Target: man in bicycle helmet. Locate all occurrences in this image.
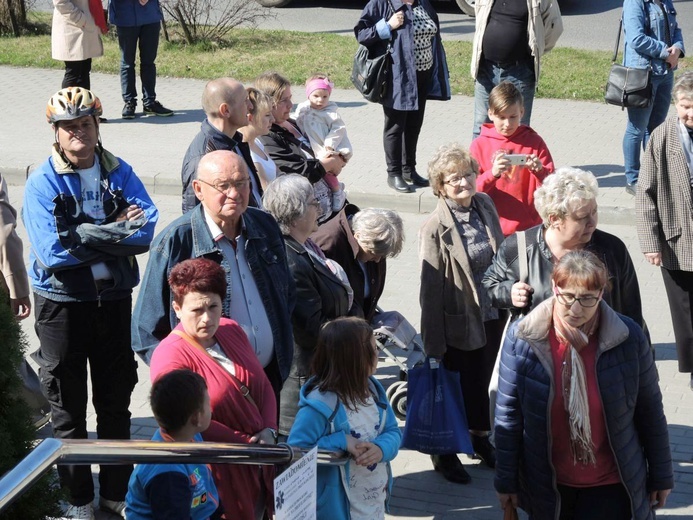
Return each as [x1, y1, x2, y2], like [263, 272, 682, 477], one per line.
[23, 86, 159, 520]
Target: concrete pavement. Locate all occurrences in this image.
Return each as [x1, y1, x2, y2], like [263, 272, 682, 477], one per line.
[3, 65, 693, 518]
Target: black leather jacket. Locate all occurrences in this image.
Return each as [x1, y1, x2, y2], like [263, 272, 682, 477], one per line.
[482, 225, 644, 327]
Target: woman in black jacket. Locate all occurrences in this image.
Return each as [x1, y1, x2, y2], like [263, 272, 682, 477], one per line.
[355, 0, 449, 193]
[255, 71, 345, 224]
[262, 174, 352, 435]
[482, 167, 644, 327]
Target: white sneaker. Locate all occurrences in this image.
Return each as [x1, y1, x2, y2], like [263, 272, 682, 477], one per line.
[100, 497, 126, 518]
[60, 503, 95, 520]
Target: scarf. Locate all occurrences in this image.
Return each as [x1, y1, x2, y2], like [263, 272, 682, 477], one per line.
[552, 299, 600, 466]
[88, 0, 108, 34]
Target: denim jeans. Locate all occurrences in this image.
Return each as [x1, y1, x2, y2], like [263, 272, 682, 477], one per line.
[33, 295, 137, 505]
[117, 22, 161, 105]
[473, 57, 535, 139]
[622, 72, 674, 185]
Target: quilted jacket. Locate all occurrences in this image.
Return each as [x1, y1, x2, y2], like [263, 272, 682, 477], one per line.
[494, 298, 673, 520]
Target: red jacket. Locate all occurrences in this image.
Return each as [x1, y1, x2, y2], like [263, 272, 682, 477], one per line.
[150, 319, 277, 520]
[470, 124, 554, 236]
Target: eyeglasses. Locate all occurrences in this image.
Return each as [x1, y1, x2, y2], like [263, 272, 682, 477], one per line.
[554, 289, 601, 308]
[197, 178, 250, 195]
[307, 200, 321, 209]
[443, 174, 474, 186]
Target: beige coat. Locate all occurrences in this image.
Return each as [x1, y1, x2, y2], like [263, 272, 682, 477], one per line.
[470, 0, 563, 82]
[637, 114, 693, 272]
[419, 193, 504, 357]
[51, 0, 103, 61]
[0, 175, 30, 300]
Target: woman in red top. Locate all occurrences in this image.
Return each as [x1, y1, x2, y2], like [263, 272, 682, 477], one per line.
[150, 258, 277, 520]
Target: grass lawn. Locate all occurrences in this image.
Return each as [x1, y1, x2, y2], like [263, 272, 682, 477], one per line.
[2, 15, 690, 101]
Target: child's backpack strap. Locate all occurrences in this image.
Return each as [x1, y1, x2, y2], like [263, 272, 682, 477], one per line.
[306, 388, 341, 434]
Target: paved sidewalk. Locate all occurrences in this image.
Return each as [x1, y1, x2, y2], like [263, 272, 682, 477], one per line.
[2, 64, 651, 221]
[4, 65, 692, 519]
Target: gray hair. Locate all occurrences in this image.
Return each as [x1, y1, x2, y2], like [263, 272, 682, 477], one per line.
[350, 208, 404, 258]
[673, 71, 693, 102]
[534, 167, 599, 226]
[262, 174, 313, 234]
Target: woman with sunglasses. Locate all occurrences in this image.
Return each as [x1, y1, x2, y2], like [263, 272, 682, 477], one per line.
[419, 143, 506, 483]
[494, 250, 672, 520]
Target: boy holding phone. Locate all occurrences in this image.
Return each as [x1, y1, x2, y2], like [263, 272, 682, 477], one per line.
[470, 81, 555, 236]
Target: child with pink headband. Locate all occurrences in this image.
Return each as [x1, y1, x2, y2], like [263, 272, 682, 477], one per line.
[294, 74, 353, 212]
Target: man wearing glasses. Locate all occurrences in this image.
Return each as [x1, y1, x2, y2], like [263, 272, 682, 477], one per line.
[180, 77, 263, 214]
[133, 150, 294, 398]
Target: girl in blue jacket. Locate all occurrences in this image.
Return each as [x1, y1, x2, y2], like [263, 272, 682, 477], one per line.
[288, 317, 401, 520]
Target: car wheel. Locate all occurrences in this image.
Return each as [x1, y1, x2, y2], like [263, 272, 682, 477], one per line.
[455, 0, 475, 16]
[255, 0, 293, 7]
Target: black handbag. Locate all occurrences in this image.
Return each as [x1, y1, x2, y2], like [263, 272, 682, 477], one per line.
[351, 0, 396, 103]
[604, 18, 652, 109]
[605, 0, 671, 110]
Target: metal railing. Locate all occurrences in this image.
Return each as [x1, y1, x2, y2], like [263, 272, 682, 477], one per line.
[0, 438, 346, 513]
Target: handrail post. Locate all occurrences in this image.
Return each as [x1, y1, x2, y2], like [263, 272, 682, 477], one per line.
[0, 438, 63, 511]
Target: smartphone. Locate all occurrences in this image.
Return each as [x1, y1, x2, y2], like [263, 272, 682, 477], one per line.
[505, 154, 529, 166]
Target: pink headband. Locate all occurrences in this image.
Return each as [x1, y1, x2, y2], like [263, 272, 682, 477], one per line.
[305, 78, 333, 98]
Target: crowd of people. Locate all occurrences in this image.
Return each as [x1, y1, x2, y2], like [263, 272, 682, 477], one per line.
[0, 0, 685, 518]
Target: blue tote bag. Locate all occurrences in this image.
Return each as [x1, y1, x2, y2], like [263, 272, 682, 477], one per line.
[401, 357, 473, 455]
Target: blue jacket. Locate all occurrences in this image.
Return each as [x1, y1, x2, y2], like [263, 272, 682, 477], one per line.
[131, 204, 295, 382]
[22, 145, 158, 302]
[108, 0, 162, 27]
[126, 431, 221, 520]
[355, 0, 450, 110]
[623, 0, 685, 76]
[287, 376, 401, 520]
[495, 299, 673, 520]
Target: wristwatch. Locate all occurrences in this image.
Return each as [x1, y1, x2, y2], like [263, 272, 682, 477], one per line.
[268, 428, 278, 442]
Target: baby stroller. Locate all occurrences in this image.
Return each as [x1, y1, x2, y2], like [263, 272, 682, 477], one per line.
[371, 310, 425, 420]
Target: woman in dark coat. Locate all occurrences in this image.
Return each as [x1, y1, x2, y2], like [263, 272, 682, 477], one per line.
[355, 0, 450, 193]
[311, 205, 403, 322]
[495, 250, 672, 520]
[263, 174, 352, 435]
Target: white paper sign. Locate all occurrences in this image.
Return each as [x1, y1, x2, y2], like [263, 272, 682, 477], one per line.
[274, 446, 318, 520]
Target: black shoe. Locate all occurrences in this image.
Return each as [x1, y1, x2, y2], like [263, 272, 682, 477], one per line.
[431, 454, 471, 484]
[387, 176, 414, 193]
[625, 183, 637, 196]
[403, 170, 430, 187]
[144, 101, 173, 117]
[472, 434, 496, 469]
[122, 101, 136, 119]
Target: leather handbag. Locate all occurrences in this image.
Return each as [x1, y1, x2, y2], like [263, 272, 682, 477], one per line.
[351, 0, 396, 103]
[604, 18, 652, 110]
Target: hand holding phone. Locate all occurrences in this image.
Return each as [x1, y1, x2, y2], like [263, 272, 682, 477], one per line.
[505, 154, 529, 166]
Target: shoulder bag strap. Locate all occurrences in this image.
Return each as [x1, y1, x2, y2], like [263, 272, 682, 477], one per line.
[171, 329, 259, 411]
[611, 17, 623, 63]
[652, 0, 672, 47]
[517, 230, 528, 283]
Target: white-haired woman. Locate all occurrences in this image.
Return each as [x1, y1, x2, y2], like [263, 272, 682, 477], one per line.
[637, 72, 693, 389]
[483, 167, 644, 326]
[495, 250, 672, 520]
[312, 205, 404, 322]
[263, 174, 352, 435]
[419, 143, 506, 483]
